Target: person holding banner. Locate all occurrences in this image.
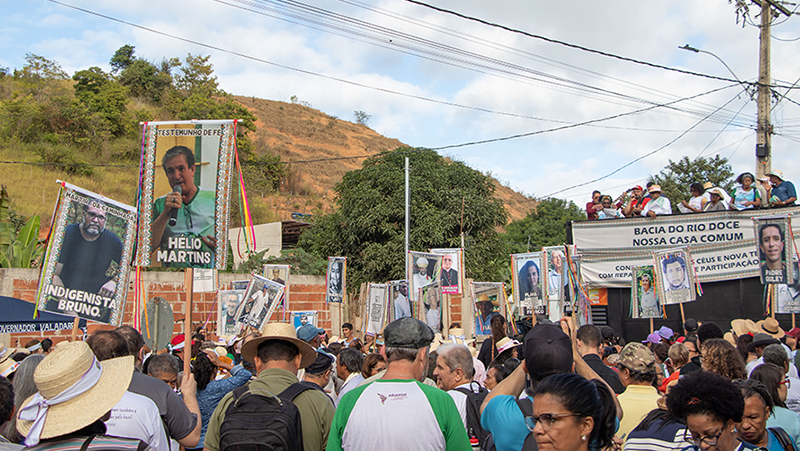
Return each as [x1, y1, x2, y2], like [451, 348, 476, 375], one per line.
[53, 202, 122, 298]
[151, 146, 216, 268]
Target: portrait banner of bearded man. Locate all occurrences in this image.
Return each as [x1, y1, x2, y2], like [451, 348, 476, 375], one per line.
[37, 182, 137, 325]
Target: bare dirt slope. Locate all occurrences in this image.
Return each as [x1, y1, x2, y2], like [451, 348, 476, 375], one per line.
[234, 96, 536, 223]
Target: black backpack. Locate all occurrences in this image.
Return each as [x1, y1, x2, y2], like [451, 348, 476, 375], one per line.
[219, 382, 322, 451]
[482, 398, 538, 451]
[454, 382, 491, 447]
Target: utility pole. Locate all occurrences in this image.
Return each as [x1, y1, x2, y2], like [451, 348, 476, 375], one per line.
[405, 157, 410, 283]
[755, 1, 772, 179]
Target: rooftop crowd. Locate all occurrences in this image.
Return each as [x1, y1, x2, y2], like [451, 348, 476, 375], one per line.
[3, 312, 800, 451]
[586, 170, 796, 220]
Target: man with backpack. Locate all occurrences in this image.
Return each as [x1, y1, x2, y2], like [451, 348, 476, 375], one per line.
[327, 317, 470, 450]
[434, 343, 489, 448]
[203, 323, 335, 451]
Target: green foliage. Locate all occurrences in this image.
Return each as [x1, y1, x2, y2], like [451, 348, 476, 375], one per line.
[110, 44, 136, 74]
[502, 198, 585, 253]
[16, 54, 68, 80]
[242, 153, 286, 194]
[298, 147, 508, 289]
[118, 59, 172, 102]
[73, 67, 129, 136]
[235, 248, 327, 275]
[353, 110, 371, 126]
[175, 54, 219, 96]
[649, 155, 735, 213]
[0, 198, 43, 268]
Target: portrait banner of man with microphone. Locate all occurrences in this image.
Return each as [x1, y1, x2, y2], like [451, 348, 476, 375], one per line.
[37, 182, 137, 325]
[135, 120, 237, 269]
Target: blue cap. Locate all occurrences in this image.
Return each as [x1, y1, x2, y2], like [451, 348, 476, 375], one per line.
[297, 323, 324, 343]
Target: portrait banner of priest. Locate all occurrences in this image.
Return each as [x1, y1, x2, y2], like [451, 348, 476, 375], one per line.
[135, 120, 238, 270]
[326, 257, 346, 303]
[37, 182, 137, 326]
[407, 251, 442, 306]
[430, 248, 463, 295]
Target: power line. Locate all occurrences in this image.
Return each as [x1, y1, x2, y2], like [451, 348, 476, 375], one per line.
[540, 88, 749, 198]
[404, 0, 800, 90]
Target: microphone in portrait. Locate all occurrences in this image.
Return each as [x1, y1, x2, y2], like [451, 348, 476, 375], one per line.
[168, 184, 182, 226]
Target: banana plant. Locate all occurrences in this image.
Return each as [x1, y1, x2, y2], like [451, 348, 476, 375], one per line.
[0, 185, 44, 268]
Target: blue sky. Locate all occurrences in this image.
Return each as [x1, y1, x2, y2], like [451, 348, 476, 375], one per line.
[3, 0, 800, 207]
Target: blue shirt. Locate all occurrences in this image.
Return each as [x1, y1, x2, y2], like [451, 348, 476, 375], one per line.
[766, 427, 799, 451]
[196, 364, 252, 448]
[768, 406, 800, 447]
[772, 181, 797, 205]
[480, 395, 529, 451]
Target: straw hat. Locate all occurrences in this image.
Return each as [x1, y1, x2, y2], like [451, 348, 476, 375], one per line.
[708, 188, 726, 198]
[241, 323, 316, 369]
[0, 357, 19, 378]
[731, 319, 758, 337]
[447, 328, 475, 346]
[648, 185, 663, 194]
[767, 170, 784, 181]
[723, 332, 736, 346]
[495, 337, 522, 355]
[756, 317, 785, 339]
[477, 294, 499, 307]
[16, 341, 133, 441]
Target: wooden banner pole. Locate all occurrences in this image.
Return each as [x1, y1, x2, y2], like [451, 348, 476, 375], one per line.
[793, 313, 796, 329]
[771, 284, 776, 319]
[649, 318, 654, 334]
[679, 303, 686, 326]
[184, 268, 194, 377]
[70, 317, 80, 341]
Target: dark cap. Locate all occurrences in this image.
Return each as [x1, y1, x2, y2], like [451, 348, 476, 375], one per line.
[297, 323, 324, 343]
[600, 326, 615, 342]
[305, 351, 334, 374]
[684, 318, 698, 333]
[525, 324, 573, 381]
[384, 317, 434, 349]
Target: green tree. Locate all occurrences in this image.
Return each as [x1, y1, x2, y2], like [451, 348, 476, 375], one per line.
[72, 67, 129, 137]
[118, 59, 173, 102]
[501, 198, 585, 253]
[298, 148, 508, 289]
[15, 53, 68, 80]
[649, 155, 735, 213]
[110, 44, 136, 74]
[174, 54, 219, 96]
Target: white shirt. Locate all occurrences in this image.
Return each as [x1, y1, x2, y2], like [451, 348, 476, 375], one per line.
[105, 391, 169, 451]
[447, 382, 481, 429]
[641, 196, 672, 216]
[336, 372, 365, 406]
[394, 294, 411, 319]
[746, 353, 800, 379]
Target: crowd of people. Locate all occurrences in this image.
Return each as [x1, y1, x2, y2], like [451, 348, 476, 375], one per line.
[3, 314, 800, 451]
[586, 170, 797, 220]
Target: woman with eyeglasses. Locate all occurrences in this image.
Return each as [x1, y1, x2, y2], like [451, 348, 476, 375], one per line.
[733, 379, 797, 451]
[750, 363, 800, 446]
[666, 370, 753, 451]
[528, 372, 616, 451]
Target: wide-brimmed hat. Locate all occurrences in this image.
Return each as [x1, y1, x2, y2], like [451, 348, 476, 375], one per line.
[731, 319, 758, 337]
[767, 170, 784, 181]
[495, 337, 522, 355]
[447, 328, 475, 346]
[477, 294, 499, 307]
[747, 333, 781, 352]
[703, 182, 714, 190]
[708, 188, 726, 198]
[241, 323, 316, 369]
[723, 332, 736, 346]
[756, 317, 785, 339]
[16, 341, 133, 445]
[0, 357, 19, 378]
[648, 185, 662, 194]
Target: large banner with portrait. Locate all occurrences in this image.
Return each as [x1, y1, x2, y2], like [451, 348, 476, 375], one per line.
[653, 247, 697, 305]
[407, 251, 442, 306]
[512, 252, 545, 317]
[234, 275, 285, 333]
[291, 311, 318, 330]
[470, 282, 506, 335]
[135, 120, 238, 269]
[572, 208, 800, 287]
[630, 266, 661, 319]
[326, 257, 346, 303]
[37, 183, 136, 325]
[753, 216, 795, 285]
[388, 280, 412, 321]
[430, 248, 463, 295]
[365, 283, 389, 336]
[217, 290, 245, 337]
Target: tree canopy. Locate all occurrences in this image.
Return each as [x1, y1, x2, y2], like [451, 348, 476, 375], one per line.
[501, 198, 584, 254]
[298, 148, 508, 289]
[649, 155, 735, 213]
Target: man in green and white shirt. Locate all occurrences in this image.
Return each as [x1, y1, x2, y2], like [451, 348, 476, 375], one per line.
[327, 318, 470, 451]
